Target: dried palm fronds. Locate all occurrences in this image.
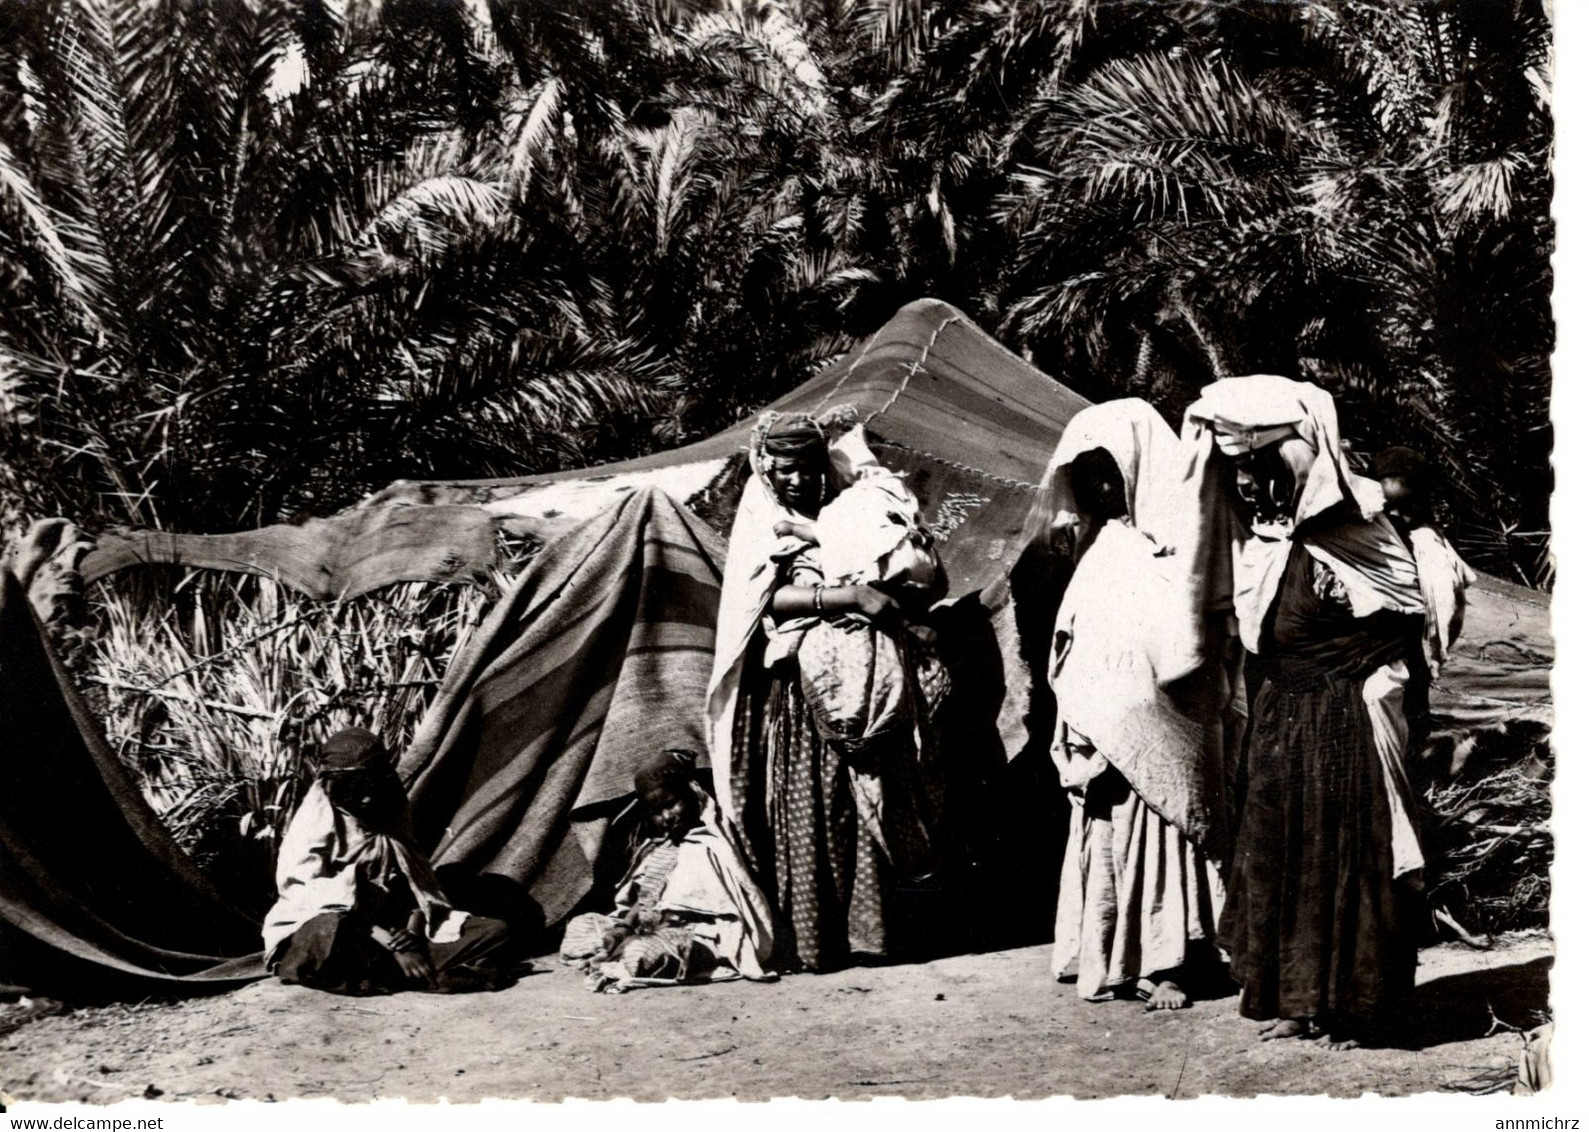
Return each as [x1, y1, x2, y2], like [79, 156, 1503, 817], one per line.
[80, 542, 530, 910]
[1421, 734, 1552, 936]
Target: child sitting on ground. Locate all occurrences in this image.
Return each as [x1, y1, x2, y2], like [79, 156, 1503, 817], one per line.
[560, 750, 776, 993]
[263, 728, 516, 996]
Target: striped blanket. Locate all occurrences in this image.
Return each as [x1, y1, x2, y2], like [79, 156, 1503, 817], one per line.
[398, 486, 726, 926]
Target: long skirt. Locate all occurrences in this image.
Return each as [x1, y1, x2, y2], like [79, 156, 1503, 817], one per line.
[762, 674, 889, 970]
[1219, 668, 1420, 1025]
[1052, 766, 1223, 997]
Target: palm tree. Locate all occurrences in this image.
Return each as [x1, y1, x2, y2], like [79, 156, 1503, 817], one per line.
[0, 0, 666, 531]
[0, 0, 1552, 584]
[994, 0, 1552, 581]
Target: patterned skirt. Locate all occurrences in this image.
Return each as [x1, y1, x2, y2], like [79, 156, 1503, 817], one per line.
[731, 670, 884, 971]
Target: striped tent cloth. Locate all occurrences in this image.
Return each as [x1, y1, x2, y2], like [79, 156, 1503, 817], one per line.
[398, 486, 726, 926]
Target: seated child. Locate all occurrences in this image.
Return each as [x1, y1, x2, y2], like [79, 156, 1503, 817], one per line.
[561, 750, 777, 993]
[263, 728, 515, 995]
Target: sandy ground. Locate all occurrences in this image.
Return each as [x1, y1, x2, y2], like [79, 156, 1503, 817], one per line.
[0, 934, 1551, 1103]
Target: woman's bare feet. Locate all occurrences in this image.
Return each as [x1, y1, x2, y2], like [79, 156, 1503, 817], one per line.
[1258, 1018, 1309, 1040]
[1144, 979, 1190, 1011]
[1312, 1018, 1368, 1050]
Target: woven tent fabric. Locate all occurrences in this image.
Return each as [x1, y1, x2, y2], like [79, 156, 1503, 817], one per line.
[82, 504, 498, 600]
[397, 486, 726, 927]
[363, 300, 1089, 595]
[0, 570, 265, 996]
[1427, 575, 1552, 729]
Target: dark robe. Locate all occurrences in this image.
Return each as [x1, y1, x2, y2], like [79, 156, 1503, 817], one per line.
[1219, 543, 1423, 1029]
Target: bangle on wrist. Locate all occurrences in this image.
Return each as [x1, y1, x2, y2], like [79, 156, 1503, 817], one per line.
[813, 584, 825, 612]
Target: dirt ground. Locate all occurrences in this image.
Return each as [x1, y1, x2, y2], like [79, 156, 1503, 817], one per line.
[0, 933, 1552, 1103]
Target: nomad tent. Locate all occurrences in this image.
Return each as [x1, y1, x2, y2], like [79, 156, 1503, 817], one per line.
[1, 300, 1552, 997]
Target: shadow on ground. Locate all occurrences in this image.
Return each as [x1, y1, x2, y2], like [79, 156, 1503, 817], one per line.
[1401, 952, 1551, 1050]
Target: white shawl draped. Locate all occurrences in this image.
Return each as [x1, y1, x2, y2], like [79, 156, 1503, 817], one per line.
[704, 416, 910, 822]
[1042, 400, 1230, 856]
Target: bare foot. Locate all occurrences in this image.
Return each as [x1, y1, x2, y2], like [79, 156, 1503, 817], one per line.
[1144, 980, 1190, 1011]
[1317, 1029, 1362, 1051]
[1259, 1018, 1309, 1041]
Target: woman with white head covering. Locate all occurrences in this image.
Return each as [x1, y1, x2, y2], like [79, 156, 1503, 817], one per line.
[1184, 375, 1426, 1050]
[705, 410, 946, 972]
[1033, 399, 1231, 1011]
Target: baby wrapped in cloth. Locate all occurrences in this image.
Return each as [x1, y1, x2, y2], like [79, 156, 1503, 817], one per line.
[767, 424, 949, 757]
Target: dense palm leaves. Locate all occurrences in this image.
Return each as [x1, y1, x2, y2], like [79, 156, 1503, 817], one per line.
[0, 0, 1553, 583]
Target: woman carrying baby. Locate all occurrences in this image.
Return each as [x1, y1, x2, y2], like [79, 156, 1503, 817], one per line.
[706, 412, 948, 972]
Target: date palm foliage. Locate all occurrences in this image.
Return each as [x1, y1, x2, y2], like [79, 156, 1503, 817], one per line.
[0, 0, 1554, 583]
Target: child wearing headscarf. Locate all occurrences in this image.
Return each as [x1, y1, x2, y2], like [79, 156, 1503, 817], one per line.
[263, 728, 515, 995]
[560, 750, 777, 993]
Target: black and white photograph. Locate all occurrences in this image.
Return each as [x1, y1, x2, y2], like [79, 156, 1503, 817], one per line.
[0, 0, 1569, 1112]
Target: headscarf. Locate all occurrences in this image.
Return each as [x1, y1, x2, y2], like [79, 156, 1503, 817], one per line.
[760, 416, 828, 460]
[317, 727, 392, 774]
[1025, 398, 1186, 551]
[1182, 375, 1422, 653]
[1371, 445, 1432, 489]
[705, 409, 894, 822]
[634, 749, 697, 798]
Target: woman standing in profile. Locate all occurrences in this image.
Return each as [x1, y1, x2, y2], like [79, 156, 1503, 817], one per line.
[706, 411, 946, 972]
[1032, 399, 1231, 1012]
[1185, 376, 1427, 1050]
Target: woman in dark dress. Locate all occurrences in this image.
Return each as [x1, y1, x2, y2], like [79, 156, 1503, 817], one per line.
[1184, 376, 1427, 1049]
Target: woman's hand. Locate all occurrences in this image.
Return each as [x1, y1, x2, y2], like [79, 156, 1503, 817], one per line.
[388, 929, 437, 988]
[847, 584, 901, 630]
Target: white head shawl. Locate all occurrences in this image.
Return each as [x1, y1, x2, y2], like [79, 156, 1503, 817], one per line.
[1186, 374, 1383, 526]
[1182, 375, 1422, 652]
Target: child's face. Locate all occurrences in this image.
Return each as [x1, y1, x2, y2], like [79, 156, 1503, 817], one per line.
[323, 766, 407, 830]
[641, 783, 700, 843]
[1379, 475, 1427, 526]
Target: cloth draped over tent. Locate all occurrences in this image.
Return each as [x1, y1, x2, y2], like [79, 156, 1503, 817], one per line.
[397, 486, 727, 928]
[82, 505, 498, 600]
[0, 571, 264, 996]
